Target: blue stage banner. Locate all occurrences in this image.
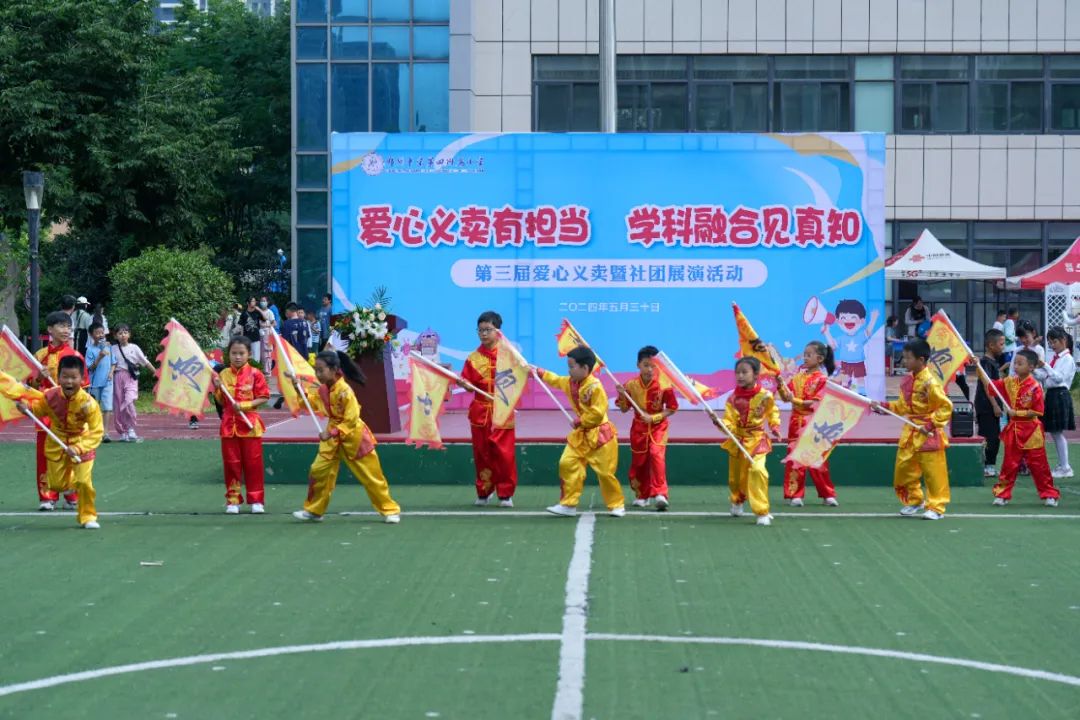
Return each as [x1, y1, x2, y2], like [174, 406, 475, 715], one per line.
[331, 132, 887, 401]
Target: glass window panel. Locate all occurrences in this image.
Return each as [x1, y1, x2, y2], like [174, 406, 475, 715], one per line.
[297, 0, 328, 22]
[617, 56, 688, 81]
[692, 56, 767, 80]
[371, 0, 409, 22]
[976, 55, 1042, 79]
[855, 56, 894, 80]
[534, 56, 599, 81]
[329, 0, 366, 22]
[819, 82, 851, 130]
[570, 84, 600, 131]
[1049, 55, 1080, 79]
[372, 63, 409, 132]
[617, 84, 648, 131]
[775, 83, 816, 131]
[297, 192, 328, 225]
[650, 84, 688, 131]
[1010, 82, 1043, 131]
[1050, 84, 1080, 131]
[296, 228, 329, 310]
[976, 83, 1008, 131]
[413, 0, 450, 22]
[535, 84, 571, 131]
[297, 155, 327, 189]
[331, 26, 368, 59]
[934, 83, 969, 132]
[696, 85, 732, 131]
[331, 63, 369, 132]
[899, 55, 969, 79]
[413, 63, 449, 131]
[900, 83, 931, 130]
[731, 84, 768, 131]
[296, 64, 328, 151]
[855, 81, 894, 132]
[372, 26, 409, 59]
[774, 55, 849, 79]
[898, 222, 967, 245]
[974, 222, 1041, 246]
[1049, 222, 1080, 242]
[296, 27, 328, 59]
[413, 26, 449, 59]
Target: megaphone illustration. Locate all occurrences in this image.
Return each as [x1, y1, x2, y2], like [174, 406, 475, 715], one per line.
[803, 296, 835, 326]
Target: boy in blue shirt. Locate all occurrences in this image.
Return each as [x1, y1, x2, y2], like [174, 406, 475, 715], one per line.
[84, 322, 114, 443]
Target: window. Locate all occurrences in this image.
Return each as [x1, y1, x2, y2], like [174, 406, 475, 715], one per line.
[296, 229, 329, 310]
[1049, 56, 1080, 131]
[413, 63, 450, 131]
[975, 55, 1043, 132]
[296, 192, 328, 225]
[296, 27, 328, 60]
[533, 56, 601, 131]
[296, 155, 327, 189]
[854, 57, 893, 132]
[296, 64, 328, 151]
[898, 56, 969, 132]
[772, 56, 851, 131]
[331, 64, 369, 132]
[297, 0, 327, 22]
[693, 57, 768, 132]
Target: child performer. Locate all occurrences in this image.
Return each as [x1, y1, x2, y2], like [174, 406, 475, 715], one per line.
[870, 339, 953, 520]
[13, 356, 103, 528]
[460, 311, 517, 507]
[975, 329, 1006, 478]
[289, 351, 401, 523]
[1039, 327, 1076, 480]
[33, 311, 87, 511]
[212, 336, 270, 514]
[111, 324, 155, 443]
[614, 345, 677, 510]
[535, 346, 626, 518]
[777, 341, 839, 507]
[985, 349, 1061, 507]
[714, 357, 781, 526]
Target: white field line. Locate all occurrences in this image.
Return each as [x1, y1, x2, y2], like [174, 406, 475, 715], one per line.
[551, 513, 596, 720]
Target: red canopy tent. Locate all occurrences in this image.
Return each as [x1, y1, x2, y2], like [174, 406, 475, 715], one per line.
[1005, 237, 1080, 289]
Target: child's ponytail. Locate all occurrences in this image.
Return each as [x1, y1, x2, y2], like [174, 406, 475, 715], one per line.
[316, 350, 367, 385]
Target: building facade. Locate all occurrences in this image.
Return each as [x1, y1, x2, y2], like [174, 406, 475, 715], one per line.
[154, 0, 275, 24]
[292, 0, 1080, 345]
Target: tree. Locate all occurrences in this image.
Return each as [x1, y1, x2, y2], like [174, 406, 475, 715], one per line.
[109, 247, 235, 350]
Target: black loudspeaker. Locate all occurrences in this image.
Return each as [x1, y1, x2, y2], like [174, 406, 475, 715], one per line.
[950, 400, 975, 438]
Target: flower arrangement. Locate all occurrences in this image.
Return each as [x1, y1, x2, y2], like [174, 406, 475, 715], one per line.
[330, 287, 397, 358]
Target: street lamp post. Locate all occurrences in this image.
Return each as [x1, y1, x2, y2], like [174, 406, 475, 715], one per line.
[22, 171, 44, 352]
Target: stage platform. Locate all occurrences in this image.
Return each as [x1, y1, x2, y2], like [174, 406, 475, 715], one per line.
[263, 409, 986, 488]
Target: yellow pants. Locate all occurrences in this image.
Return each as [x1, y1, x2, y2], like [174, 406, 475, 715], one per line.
[893, 448, 950, 514]
[47, 456, 97, 525]
[304, 446, 400, 517]
[557, 439, 624, 510]
[728, 452, 770, 517]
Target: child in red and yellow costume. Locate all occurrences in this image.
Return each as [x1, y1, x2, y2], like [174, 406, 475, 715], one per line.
[213, 336, 270, 514]
[615, 345, 677, 510]
[776, 341, 839, 507]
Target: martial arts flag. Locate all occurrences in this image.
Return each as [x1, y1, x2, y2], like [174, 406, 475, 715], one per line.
[784, 383, 868, 470]
[0, 369, 37, 426]
[732, 302, 780, 375]
[651, 352, 703, 405]
[406, 355, 453, 449]
[154, 319, 213, 417]
[493, 339, 529, 429]
[271, 329, 318, 417]
[0, 327, 42, 427]
[925, 311, 971, 385]
[554, 319, 605, 369]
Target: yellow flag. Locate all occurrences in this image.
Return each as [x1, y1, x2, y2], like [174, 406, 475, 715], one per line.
[554, 319, 605, 368]
[493, 340, 529, 428]
[784, 383, 868, 470]
[0, 328, 41, 427]
[732, 302, 780, 375]
[154, 319, 213, 417]
[925, 311, 971, 385]
[0, 369, 40, 426]
[271, 330, 318, 416]
[406, 356, 452, 449]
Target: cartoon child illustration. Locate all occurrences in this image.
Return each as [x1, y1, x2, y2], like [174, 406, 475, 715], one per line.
[822, 299, 879, 394]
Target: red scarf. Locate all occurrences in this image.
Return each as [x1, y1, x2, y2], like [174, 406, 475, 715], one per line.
[733, 383, 761, 400]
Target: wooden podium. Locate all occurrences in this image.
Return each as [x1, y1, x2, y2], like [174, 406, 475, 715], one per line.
[343, 314, 405, 434]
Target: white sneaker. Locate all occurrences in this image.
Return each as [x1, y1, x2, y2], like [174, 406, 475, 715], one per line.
[545, 504, 577, 517]
[1044, 497, 1060, 507]
[984, 465, 998, 478]
[899, 504, 924, 517]
[128, 432, 143, 444]
[923, 509, 944, 520]
[225, 505, 240, 515]
[1052, 467, 1074, 479]
[824, 497, 840, 507]
[609, 506, 626, 518]
[292, 509, 322, 522]
[82, 520, 100, 530]
[384, 514, 401, 524]
[498, 498, 514, 508]
[474, 492, 495, 507]
[1063, 468, 1075, 479]
[992, 497, 1009, 506]
[38, 501, 54, 512]
[631, 498, 648, 508]
[250, 503, 265, 514]
[729, 503, 745, 517]
[654, 495, 669, 511]
[756, 514, 773, 527]
[789, 498, 804, 507]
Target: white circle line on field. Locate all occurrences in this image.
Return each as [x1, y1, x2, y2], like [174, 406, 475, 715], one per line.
[1, 632, 1079, 700]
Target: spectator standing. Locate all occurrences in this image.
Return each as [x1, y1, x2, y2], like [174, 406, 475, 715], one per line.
[238, 298, 266, 364]
[904, 297, 929, 340]
[85, 322, 114, 443]
[282, 302, 311, 358]
[1003, 308, 1019, 363]
[71, 297, 93, 356]
[318, 293, 332, 346]
[92, 303, 109, 337]
[306, 310, 320, 356]
[992, 309, 1006, 333]
[111, 324, 155, 443]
